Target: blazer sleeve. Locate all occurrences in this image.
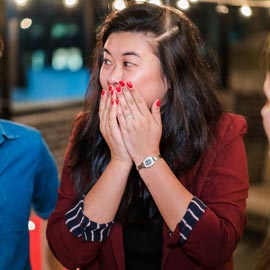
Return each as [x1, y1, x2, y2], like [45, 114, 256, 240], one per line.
[169, 113, 249, 268]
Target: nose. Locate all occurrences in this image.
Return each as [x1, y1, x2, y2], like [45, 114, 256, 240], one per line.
[107, 65, 123, 86]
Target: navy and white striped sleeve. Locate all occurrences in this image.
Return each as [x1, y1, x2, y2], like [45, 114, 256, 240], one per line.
[65, 197, 114, 242]
[178, 196, 207, 244]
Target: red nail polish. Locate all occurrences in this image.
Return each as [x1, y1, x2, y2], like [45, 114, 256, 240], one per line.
[119, 80, 125, 87]
[127, 81, 133, 89]
[109, 85, 113, 91]
[101, 89, 106, 96]
[111, 99, 114, 105]
[156, 99, 160, 107]
[111, 90, 114, 96]
[116, 99, 119, 105]
[116, 86, 121, 93]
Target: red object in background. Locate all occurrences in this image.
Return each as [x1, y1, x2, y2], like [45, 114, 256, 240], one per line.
[29, 214, 42, 270]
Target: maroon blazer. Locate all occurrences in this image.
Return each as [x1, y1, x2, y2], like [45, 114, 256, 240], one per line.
[47, 113, 249, 270]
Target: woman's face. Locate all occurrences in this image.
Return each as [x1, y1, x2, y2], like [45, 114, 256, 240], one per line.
[99, 31, 168, 108]
[261, 72, 270, 141]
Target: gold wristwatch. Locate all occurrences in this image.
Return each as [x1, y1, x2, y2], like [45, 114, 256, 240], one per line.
[136, 154, 162, 171]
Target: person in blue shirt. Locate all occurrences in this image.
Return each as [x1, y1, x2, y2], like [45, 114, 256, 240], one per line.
[0, 37, 59, 269]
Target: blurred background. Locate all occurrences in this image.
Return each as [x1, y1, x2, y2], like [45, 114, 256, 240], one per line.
[0, 0, 269, 269]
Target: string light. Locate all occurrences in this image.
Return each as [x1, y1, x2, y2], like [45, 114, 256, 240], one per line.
[20, 18, 32, 29]
[109, 0, 269, 19]
[63, 0, 79, 8]
[133, 0, 269, 16]
[112, 0, 126, 10]
[215, 4, 229, 14]
[176, 0, 190, 10]
[148, 0, 163, 5]
[240, 4, 253, 16]
[113, 0, 163, 8]
[14, 0, 29, 7]
[177, 0, 270, 15]
[190, 0, 270, 8]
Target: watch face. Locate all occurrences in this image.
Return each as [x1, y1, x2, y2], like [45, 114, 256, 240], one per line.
[144, 157, 154, 167]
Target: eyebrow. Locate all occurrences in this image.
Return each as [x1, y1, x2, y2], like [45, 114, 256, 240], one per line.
[103, 48, 142, 59]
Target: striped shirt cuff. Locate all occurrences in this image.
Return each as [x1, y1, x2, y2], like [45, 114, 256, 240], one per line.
[65, 197, 114, 242]
[178, 196, 207, 244]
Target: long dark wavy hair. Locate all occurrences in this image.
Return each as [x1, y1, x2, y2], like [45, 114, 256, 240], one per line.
[68, 3, 222, 225]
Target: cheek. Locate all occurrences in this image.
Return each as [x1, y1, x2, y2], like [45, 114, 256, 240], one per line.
[99, 67, 107, 88]
[264, 74, 270, 96]
[266, 79, 270, 92]
[137, 81, 167, 108]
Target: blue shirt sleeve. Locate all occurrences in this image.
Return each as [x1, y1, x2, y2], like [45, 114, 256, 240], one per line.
[32, 134, 59, 219]
[65, 196, 114, 242]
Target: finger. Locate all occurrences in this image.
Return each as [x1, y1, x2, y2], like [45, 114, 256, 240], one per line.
[151, 99, 162, 126]
[125, 81, 151, 117]
[115, 84, 135, 121]
[101, 86, 114, 133]
[108, 88, 126, 143]
[99, 89, 109, 132]
[116, 96, 127, 128]
[98, 89, 107, 119]
[107, 88, 117, 123]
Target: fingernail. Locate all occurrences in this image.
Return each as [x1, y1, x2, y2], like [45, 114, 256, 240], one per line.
[156, 99, 160, 107]
[109, 85, 113, 91]
[116, 99, 119, 105]
[116, 86, 121, 93]
[111, 99, 114, 105]
[101, 89, 106, 96]
[127, 81, 133, 89]
[111, 90, 114, 96]
[119, 80, 125, 87]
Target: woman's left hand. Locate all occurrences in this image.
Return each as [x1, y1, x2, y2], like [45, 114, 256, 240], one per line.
[115, 81, 162, 166]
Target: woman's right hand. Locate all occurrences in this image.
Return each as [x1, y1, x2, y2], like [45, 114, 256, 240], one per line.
[82, 87, 133, 224]
[99, 86, 133, 165]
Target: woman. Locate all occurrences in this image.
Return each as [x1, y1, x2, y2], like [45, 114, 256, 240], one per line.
[47, 3, 249, 270]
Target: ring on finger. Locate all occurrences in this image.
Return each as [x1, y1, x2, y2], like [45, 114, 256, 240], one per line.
[124, 113, 133, 120]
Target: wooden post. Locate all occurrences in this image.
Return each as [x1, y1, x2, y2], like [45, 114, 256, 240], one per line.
[82, 0, 95, 65]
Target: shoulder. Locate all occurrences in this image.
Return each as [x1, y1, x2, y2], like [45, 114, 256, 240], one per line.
[219, 112, 247, 129]
[0, 119, 40, 137]
[215, 112, 247, 142]
[0, 119, 44, 147]
[218, 110, 247, 135]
